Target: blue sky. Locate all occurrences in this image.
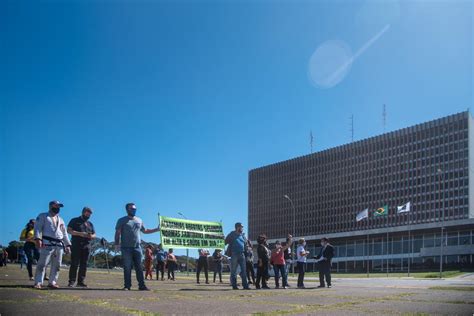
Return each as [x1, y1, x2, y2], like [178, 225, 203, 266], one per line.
[1, 0, 472, 256]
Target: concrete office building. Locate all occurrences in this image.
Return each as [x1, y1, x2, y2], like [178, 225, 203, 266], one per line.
[248, 111, 474, 272]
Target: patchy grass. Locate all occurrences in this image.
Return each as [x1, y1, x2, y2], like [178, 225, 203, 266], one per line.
[36, 289, 161, 316]
[428, 286, 474, 292]
[251, 304, 325, 316]
[441, 300, 474, 305]
[294, 271, 465, 279]
[251, 293, 416, 316]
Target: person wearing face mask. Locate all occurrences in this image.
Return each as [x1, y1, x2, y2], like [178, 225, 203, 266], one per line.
[314, 237, 334, 288]
[154, 244, 167, 281]
[115, 203, 160, 291]
[20, 219, 39, 280]
[33, 201, 72, 289]
[255, 234, 270, 290]
[244, 240, 256, 285]
[296, 238, 309, 289]
[270, 235, 292, 289]
[224, 222, 250, 290]
[67, 207, 96, 287]
[196, 248, 210, 284]
[212, 249, 224, 283]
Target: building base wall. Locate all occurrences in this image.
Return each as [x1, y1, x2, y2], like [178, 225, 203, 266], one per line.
[283, 225, 474, 273]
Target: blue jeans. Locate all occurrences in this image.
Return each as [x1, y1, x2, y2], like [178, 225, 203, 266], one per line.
[122, 247, 145, 289]
[285, 260, 291, 275]
[24, 242, 39, 278]
[230, 253, 248, 288]
[273, 264, 287, 287]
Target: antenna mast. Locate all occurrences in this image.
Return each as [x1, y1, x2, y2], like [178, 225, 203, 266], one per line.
[383, 104, 387, 132]
[310, 130, 314, 154]
[350, 114, 354, 142]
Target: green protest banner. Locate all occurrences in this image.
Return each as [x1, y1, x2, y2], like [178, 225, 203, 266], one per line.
[159, 216, 225, 249]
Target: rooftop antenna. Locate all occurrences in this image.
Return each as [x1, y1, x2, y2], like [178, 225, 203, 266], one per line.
[310, 130, 314, 154]
[383, 104, 387, 133]
[350, 114, 354, 142]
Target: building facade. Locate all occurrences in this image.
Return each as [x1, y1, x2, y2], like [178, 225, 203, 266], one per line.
[248, 111, 474, 272]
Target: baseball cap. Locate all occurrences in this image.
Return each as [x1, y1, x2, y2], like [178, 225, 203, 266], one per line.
[49, 200, 64, 207]
[125, 203, 137, 210]
[82, 207, 93, 213]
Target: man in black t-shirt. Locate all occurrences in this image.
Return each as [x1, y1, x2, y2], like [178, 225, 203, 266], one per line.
[67, 207, 96, 287]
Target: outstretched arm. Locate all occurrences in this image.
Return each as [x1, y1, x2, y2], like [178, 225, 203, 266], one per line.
[282, 234, 293, 251]
[282, 240, 293, 251]
[143, 227, 160, 234]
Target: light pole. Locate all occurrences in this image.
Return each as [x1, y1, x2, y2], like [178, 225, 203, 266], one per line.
[283, 195, 296, 274]
[437, 168, 445, 279]
[178, 212, 190, 276]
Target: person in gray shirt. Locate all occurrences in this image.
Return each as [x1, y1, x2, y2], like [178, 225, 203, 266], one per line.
[115, 203, 160, 291]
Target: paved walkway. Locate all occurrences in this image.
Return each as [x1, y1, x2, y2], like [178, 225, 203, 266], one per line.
[1, 266, 473, 315]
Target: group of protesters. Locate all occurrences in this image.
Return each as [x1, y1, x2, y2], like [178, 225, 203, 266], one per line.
[18, 200, 160, 290]
[144, 243, 181, 282]
[17, 200, 334, 291]
[224, 222, 334, 290]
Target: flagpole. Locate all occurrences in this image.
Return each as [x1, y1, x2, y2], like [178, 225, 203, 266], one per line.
[386, 230, 389, 277]
[386, 209, 389, 278]
[408, 208, 411, 277]
[366, 233, 370, 278]
[366, 207, 370, 278]
[357, 209, 370, 278]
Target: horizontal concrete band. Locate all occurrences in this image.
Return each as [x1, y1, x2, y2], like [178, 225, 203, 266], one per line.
[328, 245, 474, 262]
[419, 244, 474, 256]
[266, 218, 474, 243]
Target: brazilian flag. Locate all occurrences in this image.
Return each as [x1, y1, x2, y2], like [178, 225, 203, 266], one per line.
[374, 205, 388, 216]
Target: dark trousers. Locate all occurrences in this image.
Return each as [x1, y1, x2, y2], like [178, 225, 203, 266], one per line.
[318, 262, 331, 286]
[196, 257, 209, 283]
[297, 262, 305, 287]
[273, 264, 288, 287]
[255, 262, 268, 288]
[156, 261, 165, 280]
[213, 262, 223, 282]
[167, 262, 175, 280]
[24, 242, 39, 278]
[246, 260, 256, 284]
[69, 244, 90, 284]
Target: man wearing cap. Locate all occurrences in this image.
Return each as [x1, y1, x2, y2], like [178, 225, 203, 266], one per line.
[67, 207, 96, 287]
[33, 201, 71, 289]
[224, 222, 250, 290]
[115, 203, 160, 291]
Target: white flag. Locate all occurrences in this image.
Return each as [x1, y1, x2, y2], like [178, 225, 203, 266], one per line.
[356, 208, 369, 222]
[397, 202, 411, 213]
